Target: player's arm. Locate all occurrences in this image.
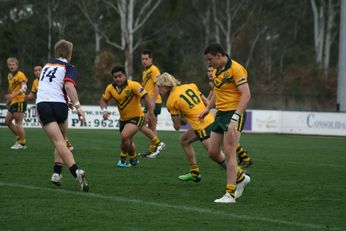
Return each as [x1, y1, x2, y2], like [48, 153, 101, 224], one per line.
[199, 93, 216, 121]
[64, 81, 86, 124]
[201, 94, 209, 106]
[171, 115, 181, 131]
[5, 81, 27, 100]
[230, 83, 251, 130]
[100, 96, 110, 120]
[152, 84, 159, 105]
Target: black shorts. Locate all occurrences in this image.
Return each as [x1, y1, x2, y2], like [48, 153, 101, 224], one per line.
[37, 102, 68, 125]
[119, 116, 145, 132]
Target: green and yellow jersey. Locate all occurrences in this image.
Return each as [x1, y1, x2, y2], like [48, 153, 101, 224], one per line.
[7, 70, 28, 105]
[141, 64, 162, 104]
[102, 80, 147, 120]
[166, 83, 214, 131]
[213, 59, 248, 111]
[31, 78, 39, 94]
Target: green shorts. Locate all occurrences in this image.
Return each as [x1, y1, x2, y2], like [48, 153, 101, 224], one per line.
[144, 103, 162, 116]
[211, 110, 247, 134]
[9, 102, 27, 113]
[194, 123, 213, 141]
[119, 116, 145, 132]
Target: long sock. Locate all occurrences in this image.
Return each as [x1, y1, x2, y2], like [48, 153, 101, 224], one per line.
[16, 136, 20, 141]
[149, 136, 160, 152]
[120, 152, 128, 163]
[69, 164, 78, 178]
[19, 139, 26, 145]
[129, 152, 137, 161]
[53, 162, 63, 175]
[236, 166, 245, 183]
[237, 144, 251, 162]
[226, 184, 236, 198]
[190, 163, 200, 176]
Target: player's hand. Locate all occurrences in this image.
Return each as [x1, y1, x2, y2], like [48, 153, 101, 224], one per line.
[103, 111, 111, 120]
[77, 108, 86, 126]
[198, 108, 210, 122]
[68, 101, 74, 110]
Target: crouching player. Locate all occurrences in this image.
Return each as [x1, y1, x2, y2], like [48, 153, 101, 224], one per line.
[100, 66, 165, 167]
[156, 73, 250, 200]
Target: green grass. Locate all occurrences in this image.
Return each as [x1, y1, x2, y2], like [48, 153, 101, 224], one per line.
[1, 128, 346, 231]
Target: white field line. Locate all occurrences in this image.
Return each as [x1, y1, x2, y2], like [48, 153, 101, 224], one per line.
[0, 182, 343, 231]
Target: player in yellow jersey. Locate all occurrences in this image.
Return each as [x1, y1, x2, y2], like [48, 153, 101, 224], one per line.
[4, 57, 28, 149]
[207, 66, 253, 168]
[200, 44, 251, 203]
[140, 49, 164, 156]
[25, 64, 74, 151]
[156, 73, 250, 199]
[100, 66, 165, 167]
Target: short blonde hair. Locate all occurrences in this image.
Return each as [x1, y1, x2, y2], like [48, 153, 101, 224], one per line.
[7, 57, 19, 65]
[54, 39, 73, 59]
[156, 72, 181, 88]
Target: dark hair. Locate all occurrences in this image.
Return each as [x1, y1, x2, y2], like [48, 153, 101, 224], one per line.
[204, 43, 226, 56]
[141, 49, 152, 58]
[111, 66, 126, 75]
[34, 64, 43, 68]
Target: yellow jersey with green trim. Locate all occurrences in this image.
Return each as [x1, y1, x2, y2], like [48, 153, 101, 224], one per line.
[166, 83, 214, 131]
[31, 78, 39, 94]
[213, 59, 248, 111]
[7, 70, 28, 104]
[103, 80, 147, 120]
[141, 64, 162, 103]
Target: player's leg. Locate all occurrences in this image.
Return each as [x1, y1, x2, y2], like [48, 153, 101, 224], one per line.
[5, 111, 19, 148]
[127, 137, 139, 167]
[178, 129, 201, 182]
[13, 111, 26, 148]
[118, 122, 138, 166]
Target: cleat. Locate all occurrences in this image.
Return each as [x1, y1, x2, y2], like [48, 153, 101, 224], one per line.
[178, 172, 201, 182]
[10, 141, 19, 149]
[140, 151, 152, 157]
[76, 169, 89, 192]
[51, 173, 63, 186]
[214, 192, 236, 203]
[11, 143, 27, 150]
[126, 159, 139, 167]
[235, 174, 250, 199]
[66, 139, 74, 151]
[147, 142, 166, 158]
[117, 160, 127, 168]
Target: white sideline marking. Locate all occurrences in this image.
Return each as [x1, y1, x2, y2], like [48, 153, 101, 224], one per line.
[0, 182, 343, 230]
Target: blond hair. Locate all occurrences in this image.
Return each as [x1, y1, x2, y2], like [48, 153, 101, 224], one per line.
[156, 72, 181, 88]
[7, 57, 19, 65]
[54, 39, 73, 59]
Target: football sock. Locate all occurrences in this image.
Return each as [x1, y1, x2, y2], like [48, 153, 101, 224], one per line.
[237, 144, 251, 163]
[152, 136, 160, 145]
[129, 152, 137, 161]
[226, 184, 236, 198]
[69, 164, 78, 178]
[190, 163, 200, 176]
[120, 152, 128, 163]
[236, 166, 245, 183]
[54, 162, 63, 175]
[16, 136, 20, 141]
[19, 139, 26, 145]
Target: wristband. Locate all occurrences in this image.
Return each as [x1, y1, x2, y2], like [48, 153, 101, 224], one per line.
[231, 112, 241, 122]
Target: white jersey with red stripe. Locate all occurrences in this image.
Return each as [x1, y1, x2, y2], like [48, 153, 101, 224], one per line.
[36, 58, 77, 104]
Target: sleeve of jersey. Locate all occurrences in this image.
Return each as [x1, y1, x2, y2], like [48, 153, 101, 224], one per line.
[167, 100, 179, 116]
[19, 72, 28, 83]
[134, 82, 147, 98]
[64, 65, 77, 87]
[233, 67, 248, 87]
[151, 67, 160, 83]
[102, 85, 112, 102]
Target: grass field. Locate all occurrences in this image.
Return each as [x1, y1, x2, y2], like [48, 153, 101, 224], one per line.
[1, 128, 346, 231]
